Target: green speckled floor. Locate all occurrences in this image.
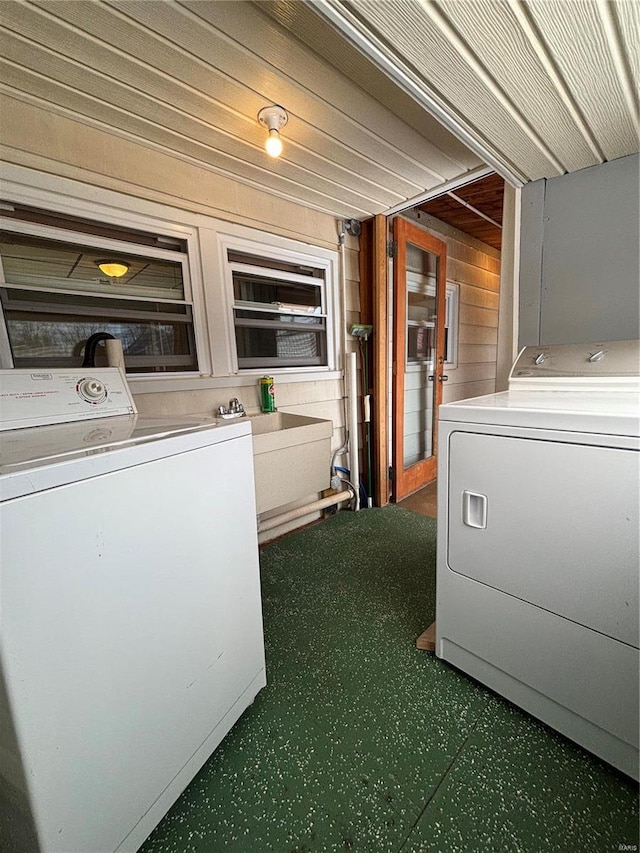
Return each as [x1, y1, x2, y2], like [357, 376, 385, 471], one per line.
[142, 507, 638, 853]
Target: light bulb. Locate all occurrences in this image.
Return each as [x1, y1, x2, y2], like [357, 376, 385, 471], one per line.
[265, 130, 283, 158]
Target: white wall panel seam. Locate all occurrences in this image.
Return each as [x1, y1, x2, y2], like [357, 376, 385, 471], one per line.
[344, 0, 560, 178]
[525, 0, 637, 157]
[615, 0, 640, 91]
[437, 0, 602, 170]
[0, 66, 383, 213]
[258, 0, 482, 173]
[0, 41, 406, 209]
[118, 0, 452, 186]
[178, 0, 459, 184]
[0, 25, 413, 205]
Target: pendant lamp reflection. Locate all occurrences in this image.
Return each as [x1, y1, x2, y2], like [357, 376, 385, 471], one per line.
[96, 261, 129, 278]
[258, 105, 288, 158]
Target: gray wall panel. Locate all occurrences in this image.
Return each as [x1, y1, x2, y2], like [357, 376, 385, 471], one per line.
[519, 153, 640, 346]
[518, 179, 546, 347]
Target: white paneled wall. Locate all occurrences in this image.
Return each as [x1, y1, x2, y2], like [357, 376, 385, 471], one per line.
[0, 104, 361, 538]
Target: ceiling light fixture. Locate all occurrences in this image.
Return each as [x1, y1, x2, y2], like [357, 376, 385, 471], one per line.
[257, 105, 288, 158]
[96, 260, 129, 278]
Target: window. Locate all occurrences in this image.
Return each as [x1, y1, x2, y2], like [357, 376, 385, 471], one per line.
[0, 181, 340, 386]
[406, 271, 459, 368]
[0, 214, 198, 373]
[221, 239, 336, 373]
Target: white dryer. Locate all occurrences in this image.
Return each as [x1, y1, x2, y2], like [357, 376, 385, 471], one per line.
[0, 369, 266, 852]
[436, 340, 639, 780]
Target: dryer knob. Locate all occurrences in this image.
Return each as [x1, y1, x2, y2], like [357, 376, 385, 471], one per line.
[588, 350, 605, 363]
[534, 352, 547, 365]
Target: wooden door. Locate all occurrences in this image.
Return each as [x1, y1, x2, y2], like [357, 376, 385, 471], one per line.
[392, 217, 447, 500]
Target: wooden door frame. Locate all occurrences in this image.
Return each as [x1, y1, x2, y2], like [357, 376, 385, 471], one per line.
[392, 216, 447, 500]
[360, 214, 447, 505]
[359, 214, 389, 507]
[371, 215, 389, 506]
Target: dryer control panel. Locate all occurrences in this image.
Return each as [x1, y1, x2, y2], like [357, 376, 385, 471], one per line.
[0, 368, 137, 431]
[509, 338, 640, 391]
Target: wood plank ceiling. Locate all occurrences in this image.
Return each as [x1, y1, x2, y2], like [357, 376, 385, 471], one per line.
[0, 1, 637, 220]
[418, 174, 505, 250]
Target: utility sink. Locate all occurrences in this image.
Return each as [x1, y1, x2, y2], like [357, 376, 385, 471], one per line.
[249, 412, 333, 514]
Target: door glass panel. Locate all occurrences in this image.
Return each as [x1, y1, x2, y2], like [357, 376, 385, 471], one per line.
[403, 243, 439, 469]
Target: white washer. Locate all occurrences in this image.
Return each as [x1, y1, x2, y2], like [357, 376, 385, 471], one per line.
[436, 340, 639, 780]
[0, 369, 266, 852]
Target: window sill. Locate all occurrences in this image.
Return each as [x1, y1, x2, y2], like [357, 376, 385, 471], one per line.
[128, 369, 342, 394]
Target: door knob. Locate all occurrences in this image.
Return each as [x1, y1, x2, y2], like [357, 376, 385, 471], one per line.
[438, 375, 449, 382]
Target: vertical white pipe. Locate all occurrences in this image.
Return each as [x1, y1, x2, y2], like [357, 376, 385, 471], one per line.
[105, 338, 125, 371]
[347, 351, 360, 511]
[338, 229, 351, 462]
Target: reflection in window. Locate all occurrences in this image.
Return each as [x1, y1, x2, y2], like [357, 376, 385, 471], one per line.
[0, 226, 197, 373]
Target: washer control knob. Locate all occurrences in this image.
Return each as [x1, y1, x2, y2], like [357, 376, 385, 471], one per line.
[534, 352, 547, 365]
[588, 350, 605, 363]
[78, 378, 107, 402]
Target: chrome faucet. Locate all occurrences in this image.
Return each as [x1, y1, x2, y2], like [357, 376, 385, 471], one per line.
[218, 398, 246, 419]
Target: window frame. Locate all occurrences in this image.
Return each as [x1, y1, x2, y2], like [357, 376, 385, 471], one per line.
[0, 216, 200, 374]
[218, 231, 339, 376]
[0, 167, 343, 392]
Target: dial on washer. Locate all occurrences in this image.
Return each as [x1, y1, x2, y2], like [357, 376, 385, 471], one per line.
[77, 377, 108, 404]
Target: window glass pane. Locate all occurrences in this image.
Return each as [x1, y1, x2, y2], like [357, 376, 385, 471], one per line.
[407, 291, 436, 324]
[235, 325, 325, 368]
[233, 272, 321, 311]
[5, 316, 194, 372]
[1, 232, 185, 301]
[234, 309, 325, 328]
[0, 228, 197, 374]
[2, 288, 196, 375]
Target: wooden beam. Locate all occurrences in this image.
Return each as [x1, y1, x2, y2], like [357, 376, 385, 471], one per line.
[372, 214, 389, 507]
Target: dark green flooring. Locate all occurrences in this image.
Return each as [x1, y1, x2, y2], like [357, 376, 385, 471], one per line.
[142, 507, 638, 852]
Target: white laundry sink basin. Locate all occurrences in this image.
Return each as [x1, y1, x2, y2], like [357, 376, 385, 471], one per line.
[249, 412, 332, 513]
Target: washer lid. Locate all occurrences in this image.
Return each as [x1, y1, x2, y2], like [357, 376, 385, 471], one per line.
[0, 415, 251, 500]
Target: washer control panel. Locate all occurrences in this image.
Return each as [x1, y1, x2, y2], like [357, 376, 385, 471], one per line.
[0, 369, 137, 431]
